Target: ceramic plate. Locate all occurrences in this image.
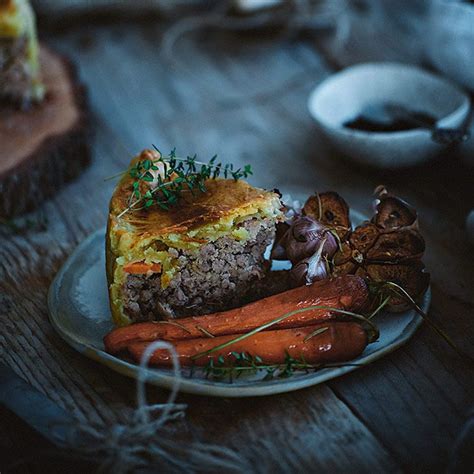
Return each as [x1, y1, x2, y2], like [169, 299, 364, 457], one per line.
[48, 212, 430, 397]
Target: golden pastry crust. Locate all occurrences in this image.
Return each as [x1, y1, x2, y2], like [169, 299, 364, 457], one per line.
[110, 171, 278, 236]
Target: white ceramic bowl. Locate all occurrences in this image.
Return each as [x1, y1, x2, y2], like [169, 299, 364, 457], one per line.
[308, 62, 471, 168]
[426, 0, 474, 91]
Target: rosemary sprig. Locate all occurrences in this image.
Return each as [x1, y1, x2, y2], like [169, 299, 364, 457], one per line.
[191, 305, 379, 361]
[117, 146, 252, 218]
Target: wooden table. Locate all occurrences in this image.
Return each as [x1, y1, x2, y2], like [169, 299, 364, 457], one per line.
[1, 17, 473, 473]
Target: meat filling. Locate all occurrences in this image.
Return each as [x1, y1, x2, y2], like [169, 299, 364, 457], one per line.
[123, 218, 275, 321]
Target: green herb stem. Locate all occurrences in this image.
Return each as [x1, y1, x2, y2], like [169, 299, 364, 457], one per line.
[103, 170, 127, 182]
[117, 180, 177, 218]
[201, 351, 367, 382]
[376, 281, 474, 366]
[154, 320, 192, 334]
[191, 305, 379, 361]
[303, 326, 329, 342]
[368, 295, 391, 320]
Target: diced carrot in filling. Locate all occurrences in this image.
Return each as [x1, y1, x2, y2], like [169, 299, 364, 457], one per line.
[123, 261, 162, 274]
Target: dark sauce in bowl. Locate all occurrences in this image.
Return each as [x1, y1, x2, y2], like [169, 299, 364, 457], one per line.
[344, 111, 438, 133]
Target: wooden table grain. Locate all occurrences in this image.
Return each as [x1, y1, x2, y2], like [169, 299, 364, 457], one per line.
[1, 18, 473, 474]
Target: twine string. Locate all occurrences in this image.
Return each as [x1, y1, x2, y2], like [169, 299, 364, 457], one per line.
[136, 340, 185, 426]
[59, 341, 248, 473]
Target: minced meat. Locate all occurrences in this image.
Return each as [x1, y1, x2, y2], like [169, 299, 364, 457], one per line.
[123, 218, 275, 320]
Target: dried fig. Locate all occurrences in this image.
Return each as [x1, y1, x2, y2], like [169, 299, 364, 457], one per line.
[329, 187, 429, 308]
[332, 260, 358, 277]
[303, 192, 351, 239]
[364, 261, 430, 312]
[333, 241, 352, 266]
[373, 186, 418, 230]
[349, 222, 380, 254]
[366, 229, 425, 263]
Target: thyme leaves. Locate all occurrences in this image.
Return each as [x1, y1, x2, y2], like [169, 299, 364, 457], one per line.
[202, 351, 365, 383]
[117, 146, 252, 217]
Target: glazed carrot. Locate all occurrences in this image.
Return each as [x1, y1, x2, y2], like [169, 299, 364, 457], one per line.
[104, 275, 369, 354]
[123, 261, 162, 274]
[127, 322, 368, 367]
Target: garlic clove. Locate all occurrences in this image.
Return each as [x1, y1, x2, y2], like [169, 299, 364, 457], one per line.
[283, 216, 338, 264]
[290, 236, 329, 286]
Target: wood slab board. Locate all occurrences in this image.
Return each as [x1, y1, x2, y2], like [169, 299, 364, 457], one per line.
[0, 45, 90, 217]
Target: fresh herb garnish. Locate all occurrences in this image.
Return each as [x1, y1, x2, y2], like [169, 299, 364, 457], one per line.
[202, 351, 364, 382]
[117, 145, 252, 218]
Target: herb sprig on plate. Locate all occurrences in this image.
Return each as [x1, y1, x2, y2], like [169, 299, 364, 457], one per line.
[117, 145, 253, 218]
[202, 351, 364, 383]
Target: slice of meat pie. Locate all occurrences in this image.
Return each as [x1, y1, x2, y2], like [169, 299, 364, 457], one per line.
[107, 149, 283, 325]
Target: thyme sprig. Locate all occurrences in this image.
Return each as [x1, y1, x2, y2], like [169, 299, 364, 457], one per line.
[117, 146, 252, 218]
[202, 351, 364, 382]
